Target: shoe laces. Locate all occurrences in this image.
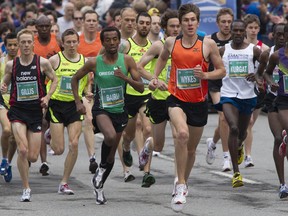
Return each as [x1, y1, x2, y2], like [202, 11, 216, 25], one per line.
[175, 184, 186, 196]
[96, 167, 105, 181]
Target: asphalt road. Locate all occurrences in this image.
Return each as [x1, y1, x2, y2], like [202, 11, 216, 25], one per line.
[0, 113, 287, 216]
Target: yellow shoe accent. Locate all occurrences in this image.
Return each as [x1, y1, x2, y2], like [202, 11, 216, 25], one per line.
[232, 172, 244, 188]
[237, 144, 244, 165]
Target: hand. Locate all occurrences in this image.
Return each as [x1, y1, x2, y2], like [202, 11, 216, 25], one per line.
[40, 96, 49, 108]
[157, 80, 168, 91]
[76, 101, 86, 115]
[114, 66, 125, 80]
[149, 78, 158, 91]
[0, 83, 7, 93]
[270, 82, 279, 92]
[193, 64, 206, 80]
[245, 73, 256, 82]
[255, 79, 265, 93]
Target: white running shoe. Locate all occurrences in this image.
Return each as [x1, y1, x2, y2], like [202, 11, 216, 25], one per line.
[244, 155, 254, 168]
[58, 183, 74, 195]
[95, 188, 107, 205]
[206, 138, 216, 165]
[222, 156, 231, 172]
[21, 188, 31, 202]
[172, 184, 187, 204]
[139, 137, 153, 169]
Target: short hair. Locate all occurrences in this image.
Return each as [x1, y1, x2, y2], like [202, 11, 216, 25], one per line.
[44, 10, 58, 24]
[0, 22, 15, 36]
[178, 3, 200, 23]
[231, 19, 246, 29]
[4, 32, 17, 46]
[136, 11, 151, 23]
[100, 26, 121, 43]
[24, 19, 36, 28]
[61, 28, 79, 43]
[160, 9, 178, 29]
[243, 14, 260, 27]
[273, 23, 285, 33]
[284, 23, 288, 33]
[216, 8, 234, 23]
[120, 7, 136, 18]
[112, 9, 121, 21]
[83, 10, 99, 21]
[17, 29, 34, 42]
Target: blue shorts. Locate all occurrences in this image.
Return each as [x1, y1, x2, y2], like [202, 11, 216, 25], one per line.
[215, 97, 257, 115]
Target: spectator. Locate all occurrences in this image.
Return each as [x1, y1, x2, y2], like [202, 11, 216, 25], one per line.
[57, 2, 75, 36]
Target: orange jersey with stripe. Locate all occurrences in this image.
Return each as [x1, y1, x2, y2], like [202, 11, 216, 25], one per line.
[34, 34, 61, 59]
[77, 32, 102, 57]
[169, 35, 209, 103]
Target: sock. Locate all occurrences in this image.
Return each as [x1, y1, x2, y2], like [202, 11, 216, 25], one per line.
[101, 161, 115, 186]
[223, 152, 230, 159]
[100, 141, 111, 166]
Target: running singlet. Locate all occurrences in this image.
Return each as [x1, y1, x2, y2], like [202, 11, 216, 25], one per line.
[169, 35, 208, 103]
[47, 52, 87, 102]
[268, 46, 279, 96]
[78, 32, 102, 57]
[153, 40, 171, 100]
[126, 37, 152, 96]
[277, 47, 288, 96]
[34, 34, 61, 59]
[9, 55, 45, 107]
[94, 53, 128, 113]
[221, 43, 256, 99]
[0, 56, 10, 107]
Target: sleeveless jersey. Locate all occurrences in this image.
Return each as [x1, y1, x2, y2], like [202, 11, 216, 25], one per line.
[277, 47, 288, 97]
[126, 37, 152, 96]
[268, 46, 279, 96]
[9, 55, 45, 108]
[221, 43, 256, 99]
[94, 53, 128, 113]
[34, 34, 61, 59]
[152, 39, 171, 100]
[169, 35, 209, 103]
[47, 52, 87, 102]
[78, 32, 102, 57]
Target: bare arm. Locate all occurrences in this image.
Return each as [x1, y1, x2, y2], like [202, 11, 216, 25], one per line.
[137, 41, 163, 81]
[71, 58, 96, 114]
[41, 57, 58, 108]
[197, 38, 225, 80]
[264, 52, 279, 92]
[255, 49, 270, 88]
[115, 55, 144, 93]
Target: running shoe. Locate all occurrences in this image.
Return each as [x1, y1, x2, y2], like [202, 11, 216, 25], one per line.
[222, 156, 232, 172]
[141, 172, 155, 188]
[237, 144, 244, 165]
[0, 159, 8, 175]
[172, 184, 187, 204]
[44, 128, 51, 144]
[89, 157, 98, 174]
[124, 170, 135, 182]
[279, 184, 288, 199]
[4, 165, 12, 182]
[244, 156, 254, 168]
[95, 188, 107, 205]
[21, 188, 31, 202]
[279, 130, 287, 157]
[206, 138, 216, 165]
[139, 137, 153, 169]
[172, 178, 188, 197]
[232, 172, 244, 188]
[58, 183, 74, 195]
[92, 167, 106, 189]
[39, 162, 49, 176]
[122, 149, 133, 167]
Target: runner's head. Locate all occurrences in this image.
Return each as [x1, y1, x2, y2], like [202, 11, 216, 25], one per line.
[272, 23, 285, 48]
[231, 19, 246, 45]
[4, 32, 18, 58]
[17, 29, 34, 55]
[100, 26, 121, 55]
[178, 4, 200, 37]
[216, 8, 233, 37]
[61, 28, 79, 54]
[136, 12, 151, 38]
[36, 15, 52, 40]
[160, 10, 180, 37]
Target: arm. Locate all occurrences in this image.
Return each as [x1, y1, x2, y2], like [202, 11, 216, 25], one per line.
[41, 57, 58, 108]
[119, 40, 130, 54]
[114, 55, 144, 93]
[71, 58, 96, 114]
[1, 60, 13, 93]
[137, 41, 163, 81]
[149, 37, 173, 90]
[264, 52, 279, 92]
[246, 46, 262, 82]
[195, 38, 225, 80]
[255, 49, 270, 90]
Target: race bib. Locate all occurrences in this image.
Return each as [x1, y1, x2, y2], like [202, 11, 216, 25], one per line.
[283, 75, 288, 93]
[229, 61, 248, 78]
[176, 68, 200, 89]
[100, 86, 124, 108]
[59, 76, 73, 95]
[16, 81, 39, 101]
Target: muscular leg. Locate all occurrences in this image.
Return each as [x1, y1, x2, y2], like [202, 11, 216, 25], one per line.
[61, 121, 82, 184]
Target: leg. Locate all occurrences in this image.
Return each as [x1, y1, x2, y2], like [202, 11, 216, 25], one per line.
[39, 118, 49, 176]
[49, 123, 65, 155]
